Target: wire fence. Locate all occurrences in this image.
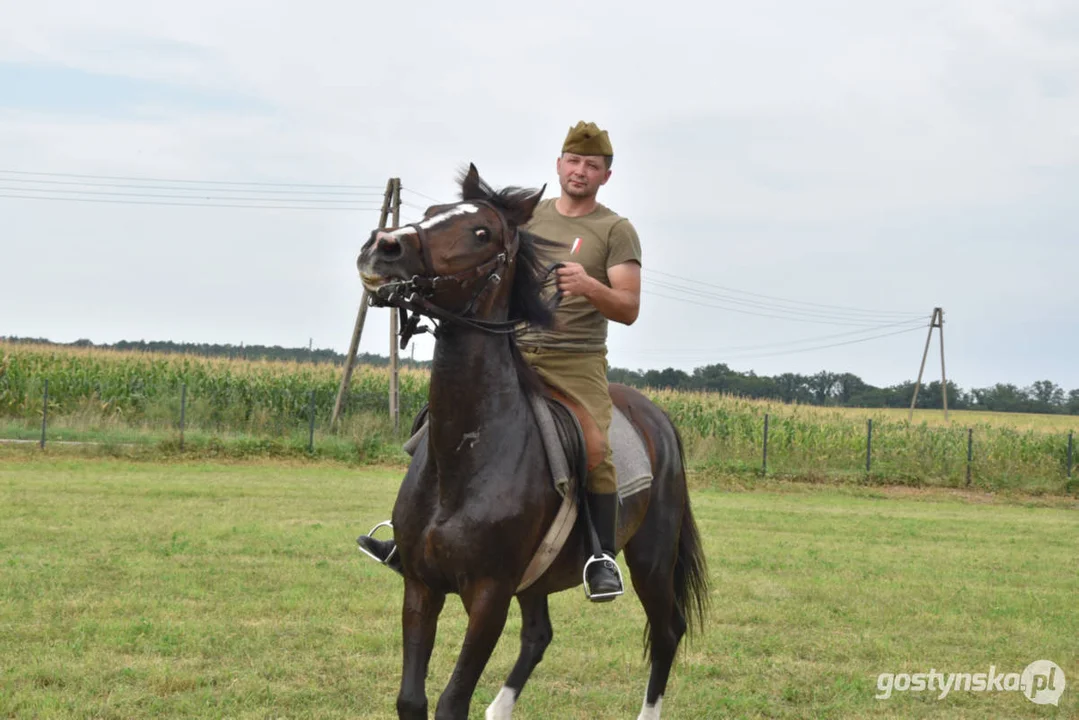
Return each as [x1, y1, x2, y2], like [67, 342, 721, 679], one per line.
[11, 381, 1076, 493]
[11, 379, 427, 453]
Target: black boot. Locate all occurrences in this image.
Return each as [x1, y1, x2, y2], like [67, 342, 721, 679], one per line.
[356, 522, 403, 576]
[584, 491, 623, 602]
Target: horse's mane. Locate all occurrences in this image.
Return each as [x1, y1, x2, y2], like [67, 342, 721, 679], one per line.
[456, 165, 559, 397]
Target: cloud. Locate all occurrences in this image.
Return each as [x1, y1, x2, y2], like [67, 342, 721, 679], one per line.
[0, 0, 1077, 389]
[0, 62, 270, 117]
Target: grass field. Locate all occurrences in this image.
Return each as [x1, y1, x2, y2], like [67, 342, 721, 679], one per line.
[1, 457, 1075, 718]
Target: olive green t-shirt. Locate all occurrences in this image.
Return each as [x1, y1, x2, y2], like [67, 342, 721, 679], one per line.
[516, 198, 642, 352]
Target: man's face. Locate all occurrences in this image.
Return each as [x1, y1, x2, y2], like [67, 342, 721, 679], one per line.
[556, 152, 611, 199]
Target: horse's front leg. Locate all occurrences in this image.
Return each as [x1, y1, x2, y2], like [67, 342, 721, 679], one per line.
[485, 593, 552, 719]
[397, 577, 446, 720]
[434, 579, 515, 720]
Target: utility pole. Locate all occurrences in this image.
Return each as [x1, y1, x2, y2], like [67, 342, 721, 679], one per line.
[331, 177, 397, 429]
[388, 178, 402, 432]
[908, 307, 948, 422]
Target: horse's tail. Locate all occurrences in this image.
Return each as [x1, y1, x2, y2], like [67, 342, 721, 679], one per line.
[672, 424, 709, 641]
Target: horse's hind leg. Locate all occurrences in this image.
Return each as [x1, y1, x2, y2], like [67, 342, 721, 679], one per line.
[485, 593, 552, 719]
[624, 540, 686, 720]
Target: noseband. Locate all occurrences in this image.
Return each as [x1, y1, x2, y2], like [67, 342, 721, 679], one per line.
[368, 200, 532, 349]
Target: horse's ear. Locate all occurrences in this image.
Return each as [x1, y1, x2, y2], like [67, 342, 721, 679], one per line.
[460, 163, 483, 201]
[505, 184, 546, 227]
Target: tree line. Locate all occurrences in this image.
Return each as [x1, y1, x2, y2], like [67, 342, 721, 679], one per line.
[607, 364, 1079, 416]
[4, 337, 1076, 415]
[0, 336, 432, 369]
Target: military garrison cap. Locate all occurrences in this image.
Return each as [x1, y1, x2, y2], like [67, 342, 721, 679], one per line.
[561, 121, 613, 156]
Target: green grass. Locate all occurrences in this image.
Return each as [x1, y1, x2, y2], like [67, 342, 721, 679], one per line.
[0, 458, 1075, 718]
[0, 409, 408, 466]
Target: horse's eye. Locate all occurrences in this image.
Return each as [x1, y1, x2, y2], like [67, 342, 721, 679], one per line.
[474, 228, 489, 241]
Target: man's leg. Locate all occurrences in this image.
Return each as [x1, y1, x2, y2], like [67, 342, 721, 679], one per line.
[356, 410, 434, 576]
[583, 448, 623, 601]
[357, 522, 403, 575]
[521, 347, 622, 602]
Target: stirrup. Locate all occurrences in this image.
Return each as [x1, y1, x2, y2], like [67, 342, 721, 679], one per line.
[357, 520, 397, 565]
[582, 552, 624, 601]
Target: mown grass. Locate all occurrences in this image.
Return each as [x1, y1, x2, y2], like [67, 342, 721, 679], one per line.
[0, 409, 405, 466]
[0, 458, 1075, 718]
[2, 342, 1077, 494]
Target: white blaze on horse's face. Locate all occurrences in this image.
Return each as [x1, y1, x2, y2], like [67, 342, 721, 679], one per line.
[418, 203, 481, 230]
[383, 203, 481, 239]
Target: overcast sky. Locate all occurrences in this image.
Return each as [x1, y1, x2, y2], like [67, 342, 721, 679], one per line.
[1, 0, 1076, 391]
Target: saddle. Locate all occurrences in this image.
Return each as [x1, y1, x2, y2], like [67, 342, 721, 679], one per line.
[402, 385, 654, 593]
[402, 387, 653, 502]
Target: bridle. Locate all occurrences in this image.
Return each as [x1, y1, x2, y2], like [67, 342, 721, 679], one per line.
[368, 199, 558, 349]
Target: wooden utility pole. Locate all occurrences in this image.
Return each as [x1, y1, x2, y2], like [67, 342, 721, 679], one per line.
[330, 178, 397, 429]
[908, 307, 948, 422]
[938, 307, 948, 421]
[388, 178, 402, 432]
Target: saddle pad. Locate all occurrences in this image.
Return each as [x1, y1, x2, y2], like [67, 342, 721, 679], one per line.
[609, 406, 654, 501]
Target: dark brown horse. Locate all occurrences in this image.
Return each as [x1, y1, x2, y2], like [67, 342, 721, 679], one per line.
[356, 165, 708, 720]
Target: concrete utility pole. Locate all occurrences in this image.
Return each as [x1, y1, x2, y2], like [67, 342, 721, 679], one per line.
[331, 177, 399, 429]
[908, 307, 948, 422]
[388, 178, 402, 432]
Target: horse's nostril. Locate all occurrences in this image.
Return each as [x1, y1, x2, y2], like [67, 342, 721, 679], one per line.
[376, 232, 403, 259]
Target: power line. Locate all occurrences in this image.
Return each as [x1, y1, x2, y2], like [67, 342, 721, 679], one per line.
[0, 193, 384, 211]
[642, 288, 919, 327]
[0, 184, 385, 205]
[0, 168, 384, 190]
[625, 324, 926, 364]
[645, 267, 923, 317]
[718, 325, 926, 360]
[1, 176, 384, 196]
[643, 278, 923, 324]
[400, 186, 446, 205]
[627, 317, 927, 355]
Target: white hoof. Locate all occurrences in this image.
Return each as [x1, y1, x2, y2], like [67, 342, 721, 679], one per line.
[637, 695, 663, 720]
[485, 686, 516, 720]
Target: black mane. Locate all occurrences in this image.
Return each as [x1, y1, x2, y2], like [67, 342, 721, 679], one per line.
[456, 165, 559, 396]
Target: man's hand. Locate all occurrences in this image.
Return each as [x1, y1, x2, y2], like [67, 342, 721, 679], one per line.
[555, 262, 597, 297]
[555, 260, 640, 326]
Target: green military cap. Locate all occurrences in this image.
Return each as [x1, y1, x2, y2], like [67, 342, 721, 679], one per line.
[561, 121, 613, 156]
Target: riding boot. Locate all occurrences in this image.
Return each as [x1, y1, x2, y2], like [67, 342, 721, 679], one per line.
[584, 491, 623, 602]
[356, 534, 403, 576]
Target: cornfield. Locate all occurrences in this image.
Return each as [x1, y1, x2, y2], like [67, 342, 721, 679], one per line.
[1, 342, 1074, 493]
[652, 389, 1075, 493]
[0, 342, 429, 434]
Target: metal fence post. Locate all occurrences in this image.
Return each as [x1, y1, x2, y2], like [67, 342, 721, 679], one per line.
[180, 383, 187, 451]
[40, 380, 48, 450]
[1067, 431, 1074, 480]
[308, 389, 317, 453]
[966, 428, 973, 486]
[762, 413, 769, 476]
[866, 419, 873, 474]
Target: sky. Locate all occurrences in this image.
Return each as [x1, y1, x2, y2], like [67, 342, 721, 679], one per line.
[1, 0, 1076, 392]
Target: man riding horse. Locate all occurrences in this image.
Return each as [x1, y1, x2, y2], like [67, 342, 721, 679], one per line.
[358, 120, 643, 602]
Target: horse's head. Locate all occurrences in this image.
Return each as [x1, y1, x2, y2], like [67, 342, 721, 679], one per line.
[357, 164, 555, 333]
